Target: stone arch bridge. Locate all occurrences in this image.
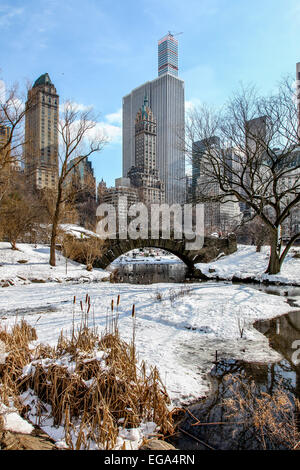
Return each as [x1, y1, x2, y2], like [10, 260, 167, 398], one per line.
[93, 233, 237, 273]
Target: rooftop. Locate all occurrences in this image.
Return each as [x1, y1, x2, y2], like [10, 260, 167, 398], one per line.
[33, 73, 53, 88]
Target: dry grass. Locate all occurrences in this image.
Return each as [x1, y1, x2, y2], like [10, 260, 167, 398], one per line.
[0, 319, 37, 408]
[153, 286, 193, 304]
[0, 296, 174, 449]
[62, 235, 104, 272]
[222, 373, 300, 450]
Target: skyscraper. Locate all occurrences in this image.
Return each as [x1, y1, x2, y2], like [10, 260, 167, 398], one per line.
[158, 33, 178, 77]
[123, 35, 185, 204]
[24, 73, 59, 190]
[191, 137, 220, 202]
[127, 96, 164, 204]
[66, 157, 96, 201]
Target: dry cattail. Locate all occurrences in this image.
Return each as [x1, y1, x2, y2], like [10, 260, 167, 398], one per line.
[117, 295, 120, 306]
[1, 313, 175, 450]
[111, 300, 114, 311]
[73, 296, 76, 304]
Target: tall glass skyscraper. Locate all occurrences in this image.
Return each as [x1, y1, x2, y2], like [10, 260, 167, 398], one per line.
[122, 34, 185, 204]
[158, 33, 178, 77]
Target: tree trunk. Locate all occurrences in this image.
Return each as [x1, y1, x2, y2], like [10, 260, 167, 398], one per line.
[49, 185, 62, 267]
[265, 235, 281, 275]
[49, 215, 58, 267]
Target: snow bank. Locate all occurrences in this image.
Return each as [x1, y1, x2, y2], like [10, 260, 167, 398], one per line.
[0, 280, 297, 405]
[0, 242, 108, 286]
[196, 245, 300, 286]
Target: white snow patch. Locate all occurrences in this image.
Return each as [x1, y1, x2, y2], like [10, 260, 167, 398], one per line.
[0, 404, 34, 434]
[0, 241, 109, 286]
[196, 244, 300, 285]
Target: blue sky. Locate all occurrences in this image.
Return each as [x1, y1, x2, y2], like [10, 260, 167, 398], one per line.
[1, 0, 299, 186]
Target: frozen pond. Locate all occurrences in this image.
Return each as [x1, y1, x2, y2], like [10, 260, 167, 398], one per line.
[170, 310, 300, 450]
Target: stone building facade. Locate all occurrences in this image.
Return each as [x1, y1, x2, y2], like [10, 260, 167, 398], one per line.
[127, 97, 164, 204]
[24, 73, 59, 190]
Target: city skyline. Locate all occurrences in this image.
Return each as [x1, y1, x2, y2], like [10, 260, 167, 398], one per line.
[1, 0, 300, 187]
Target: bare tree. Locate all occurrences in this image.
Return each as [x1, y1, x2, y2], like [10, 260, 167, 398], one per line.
[0, 171, 40, 250]
[49, 102, 106, 266]
[185, 79, 300, 274]
[238, 215, 271, 252]
[67, 169, 97, 228]
[0, 80, 32, 200]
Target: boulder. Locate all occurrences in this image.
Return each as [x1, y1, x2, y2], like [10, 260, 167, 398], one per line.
[140, 439, 177, 450]
[0, 429, 57, 450]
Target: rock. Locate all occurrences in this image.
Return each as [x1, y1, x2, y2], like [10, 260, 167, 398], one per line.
[0, 429, 57, 450]
[30, 279, 46, 283]
[139, 439, 177, 450]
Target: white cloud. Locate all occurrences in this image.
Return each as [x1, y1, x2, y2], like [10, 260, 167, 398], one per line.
[59, 101, 93, 114]
[58, 102, 122, 146]
[81, 121, 122, 145]
[105, 108, 122, 126]
[185, 98, 202, 114]
[95, 122, 122, 144]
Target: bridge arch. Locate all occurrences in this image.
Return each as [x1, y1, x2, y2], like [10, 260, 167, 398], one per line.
[93, 234, 237, 271]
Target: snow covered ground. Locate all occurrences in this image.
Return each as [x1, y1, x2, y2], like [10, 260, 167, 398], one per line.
[0, 242, 109, 286]
[0, 242, 299, 406]
[0, 280, 297, 405]
[196, 244, 300, 286]
[1, 241, 299, 447]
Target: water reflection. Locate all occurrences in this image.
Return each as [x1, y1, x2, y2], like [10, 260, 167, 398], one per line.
[109, 263, 188, 284]
[170, 311, 300, 450]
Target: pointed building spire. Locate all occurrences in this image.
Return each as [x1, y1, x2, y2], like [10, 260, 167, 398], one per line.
[142, 95, 149, 120]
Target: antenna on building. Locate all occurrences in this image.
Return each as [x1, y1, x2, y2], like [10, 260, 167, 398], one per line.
[168, 31, 183, 37]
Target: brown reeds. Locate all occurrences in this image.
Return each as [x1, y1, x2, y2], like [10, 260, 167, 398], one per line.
[222, 373, 300, 450]
[0, 295, 174, 450]
[0, 319, 36, 408]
